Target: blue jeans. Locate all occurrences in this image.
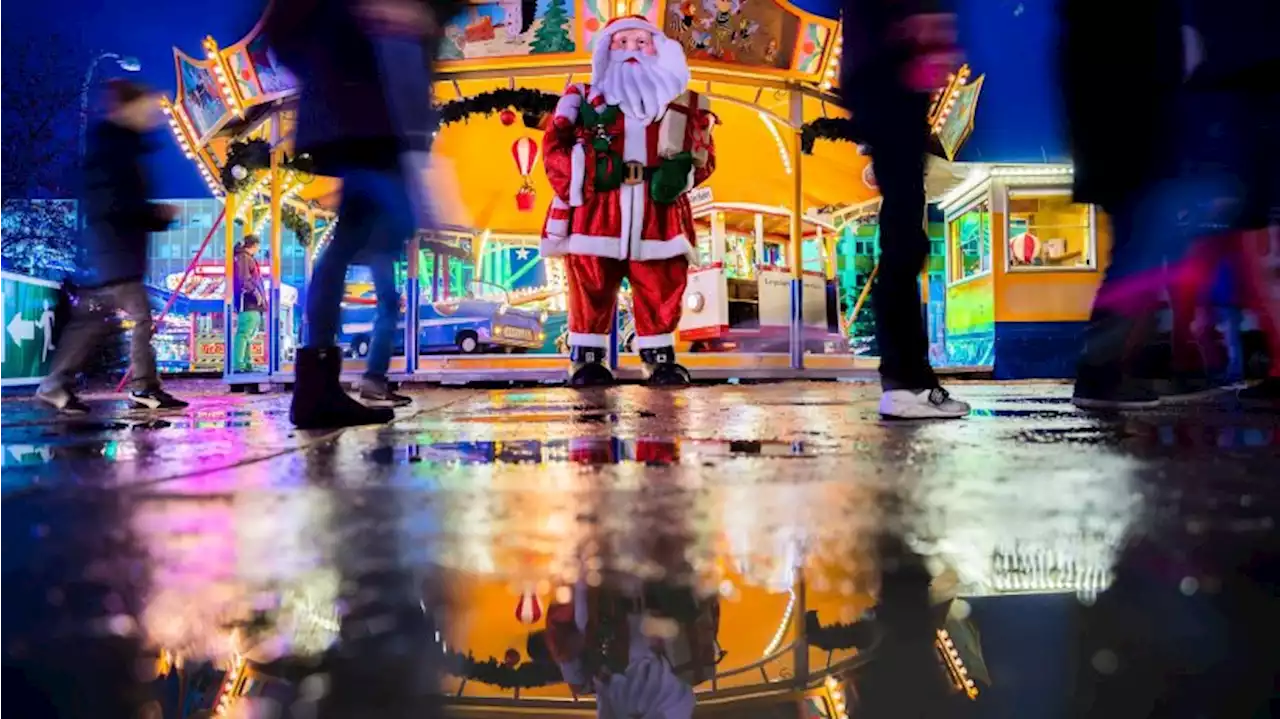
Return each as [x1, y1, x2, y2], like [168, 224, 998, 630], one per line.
[306, 168, 413, 380]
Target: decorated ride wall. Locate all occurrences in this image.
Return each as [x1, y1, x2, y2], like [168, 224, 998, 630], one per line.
[428, 0, 838, 78]
[175, 0, 841, 146]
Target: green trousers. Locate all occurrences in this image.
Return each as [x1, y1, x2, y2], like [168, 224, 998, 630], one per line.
[234, 310, 262, 372]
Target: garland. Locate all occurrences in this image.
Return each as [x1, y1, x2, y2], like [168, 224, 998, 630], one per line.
[804, 610, 876, 651]
[220, 139, 272, 193]
[220, 140, 317, 194]
[437, 88, 560, 130]
[799, 117, 861, 155]
[446, 649, 564, 690]
[282, 204, 312, 248]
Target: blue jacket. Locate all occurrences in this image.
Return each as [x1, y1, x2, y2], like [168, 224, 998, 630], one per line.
[79, 121, 173, 288]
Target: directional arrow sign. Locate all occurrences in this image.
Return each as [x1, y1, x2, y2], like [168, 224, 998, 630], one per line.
[8, 313, 35, 344]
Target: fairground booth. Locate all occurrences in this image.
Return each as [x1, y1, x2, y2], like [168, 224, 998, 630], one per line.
[159, 0, 1006, 387]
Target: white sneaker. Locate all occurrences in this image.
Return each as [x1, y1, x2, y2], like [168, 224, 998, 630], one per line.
[879, 387, 970, 419]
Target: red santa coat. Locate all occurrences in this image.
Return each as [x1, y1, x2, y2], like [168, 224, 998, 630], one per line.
[541, 83, 716, 263]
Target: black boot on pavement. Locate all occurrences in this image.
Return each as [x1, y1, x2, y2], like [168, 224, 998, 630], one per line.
[291, 347, 394, 429]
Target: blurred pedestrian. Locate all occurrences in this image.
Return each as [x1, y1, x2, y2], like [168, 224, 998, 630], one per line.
[839, 0, 970, 419]
[232, 234, 267, 373]
[266, 0, 454, 428]
[35, 79, 188, 414]
[1179, 0, 1280, 405]
[1060, 0, 1186, 409]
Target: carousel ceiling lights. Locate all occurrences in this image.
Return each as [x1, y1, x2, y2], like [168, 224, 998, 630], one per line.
[820, 34, 842, 92]
[203, 37, 244, 118]
[759, 113, 792, 175]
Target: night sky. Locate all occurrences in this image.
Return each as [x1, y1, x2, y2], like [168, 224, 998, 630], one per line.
[4, 0, 1067, 200]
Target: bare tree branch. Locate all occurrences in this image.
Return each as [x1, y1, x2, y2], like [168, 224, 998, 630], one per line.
[1, 34, 88, 200]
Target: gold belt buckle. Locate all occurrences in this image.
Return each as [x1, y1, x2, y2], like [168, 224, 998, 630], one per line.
[623, 161, 645, 185]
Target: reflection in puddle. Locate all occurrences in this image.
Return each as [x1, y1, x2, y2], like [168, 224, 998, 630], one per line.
[2, 381, 1276, 717]
[392, 438, 818, 466]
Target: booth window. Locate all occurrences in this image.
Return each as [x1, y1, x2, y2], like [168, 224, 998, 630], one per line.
[948, 199, 992, 283]
[1006, 190, 1095, 271]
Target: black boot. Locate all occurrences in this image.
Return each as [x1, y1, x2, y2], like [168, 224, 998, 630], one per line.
[290, 347, 395, 429]
[640, 346, 691, 387]
[1072, 311, 1158, 410]
[568, 346, 614, 387]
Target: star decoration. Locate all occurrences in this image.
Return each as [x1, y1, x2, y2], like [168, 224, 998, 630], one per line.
[515, 248, 531, 260]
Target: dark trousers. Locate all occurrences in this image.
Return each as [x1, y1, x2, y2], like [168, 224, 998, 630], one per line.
[859, 86, 937, 390]
[1077, 99, 1248, 386]
[40, 281, 159, 393]
[306, 168, 413, 380]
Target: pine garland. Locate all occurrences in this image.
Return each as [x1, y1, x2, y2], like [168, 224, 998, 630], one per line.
[800, 117, 861, 155]
[804, 610, 876, 651]
[220, 140, 317, 194]
[281, 204, 312, 248]
[446, 649, 565, 689]
[220, 139, 272, 193]
[437, 88, 560, 130]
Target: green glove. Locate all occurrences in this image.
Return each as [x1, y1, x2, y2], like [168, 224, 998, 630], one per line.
[649, 152, 694, 205]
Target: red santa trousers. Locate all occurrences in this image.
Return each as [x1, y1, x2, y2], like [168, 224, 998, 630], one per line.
[565, 254, 689, 350]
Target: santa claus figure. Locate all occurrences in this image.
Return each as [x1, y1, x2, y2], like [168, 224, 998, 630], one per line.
[544, 579, 719, 718]
[540, 15, 717, 386]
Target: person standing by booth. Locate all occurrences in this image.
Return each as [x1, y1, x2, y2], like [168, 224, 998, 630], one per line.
[266, 0, 454, 428]
[839, 0, 970, 419]
[232, 235, 267, 373]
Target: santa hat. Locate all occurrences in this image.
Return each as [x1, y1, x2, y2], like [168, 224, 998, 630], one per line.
[590, 15, 687, 85]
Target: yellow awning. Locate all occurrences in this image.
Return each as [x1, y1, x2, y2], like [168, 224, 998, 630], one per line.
[431, 80, 877, 236]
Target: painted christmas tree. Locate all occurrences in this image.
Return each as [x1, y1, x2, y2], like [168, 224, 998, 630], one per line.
[529, 0, 574, 54]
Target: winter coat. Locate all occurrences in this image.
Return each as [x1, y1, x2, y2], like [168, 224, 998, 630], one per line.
[264, 0, 450, 177]
[839, 0, 953, 102]
[1058, 0, 1185, 210]
[234, 248, 267, 312]
[79, 121, 173, 288]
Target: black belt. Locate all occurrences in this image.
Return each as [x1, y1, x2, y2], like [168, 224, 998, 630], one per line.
[622, 161, 658, 185]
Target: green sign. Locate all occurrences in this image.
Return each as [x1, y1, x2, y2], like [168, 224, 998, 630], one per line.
[2, 271, 61, 386]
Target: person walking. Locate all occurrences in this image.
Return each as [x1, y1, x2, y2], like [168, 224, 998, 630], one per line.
[232, 235, 267, 373]
[839, 0, 970, 419]
[265, 0, 451, 428]
[1060, 0, 1187, 409]
[35, 79, 188, 414]
[354, 252, 412, 407]
[1180, 0, 1280, 405]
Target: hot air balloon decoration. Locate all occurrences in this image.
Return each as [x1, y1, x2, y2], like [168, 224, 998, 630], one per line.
[515, 585, 543, 626]
[1009, 231, 1041, 265]
[512, 136, 539, 212]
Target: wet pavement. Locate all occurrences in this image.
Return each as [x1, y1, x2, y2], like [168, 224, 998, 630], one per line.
[2, 380, 1278, 718]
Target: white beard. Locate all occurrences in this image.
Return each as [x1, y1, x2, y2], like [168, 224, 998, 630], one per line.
[595, 47, 689, 125]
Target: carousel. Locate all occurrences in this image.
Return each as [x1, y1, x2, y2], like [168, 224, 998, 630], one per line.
[162, 0, 984, 386]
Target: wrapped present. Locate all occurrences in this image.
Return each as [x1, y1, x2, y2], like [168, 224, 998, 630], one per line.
[658, 91, 715, 168]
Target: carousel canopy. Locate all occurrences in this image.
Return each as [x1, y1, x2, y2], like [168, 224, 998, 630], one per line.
[165, 2, 985, 229]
